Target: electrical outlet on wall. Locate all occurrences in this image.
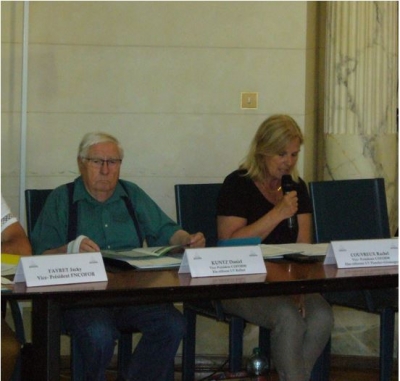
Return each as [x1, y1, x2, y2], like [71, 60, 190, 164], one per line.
[241, 92, 258, 109]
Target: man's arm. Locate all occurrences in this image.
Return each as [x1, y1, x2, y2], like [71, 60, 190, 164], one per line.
[42, 236, 100, 255]
[1, 222, 32, 256]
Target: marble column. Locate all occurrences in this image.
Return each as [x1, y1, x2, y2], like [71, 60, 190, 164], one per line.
[324, 1, 398, 234]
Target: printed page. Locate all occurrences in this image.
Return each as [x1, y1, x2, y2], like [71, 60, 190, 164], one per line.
[103, 254, 182, 270]
[260, 245, 301, 258]
[102, 245, 183, 259]
[276, 243, 329, 256]
[125, 256, 182, 269]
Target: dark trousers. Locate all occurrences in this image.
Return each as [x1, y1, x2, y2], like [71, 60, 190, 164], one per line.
[64, 303, 186, 381]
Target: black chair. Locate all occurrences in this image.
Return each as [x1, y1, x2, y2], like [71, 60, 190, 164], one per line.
[309, 178, 398, 381]
[25, 189, 133, 380]
[175, 183, 271, 380]
[175, 183, 222, 248]
[24, 189, 53, 242]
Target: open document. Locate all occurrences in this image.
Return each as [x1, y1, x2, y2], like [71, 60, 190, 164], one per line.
[101, 246, 184, 270]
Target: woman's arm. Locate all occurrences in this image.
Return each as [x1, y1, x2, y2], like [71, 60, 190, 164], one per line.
[1, 222, 32, 256]
[296, 213, 312, 243]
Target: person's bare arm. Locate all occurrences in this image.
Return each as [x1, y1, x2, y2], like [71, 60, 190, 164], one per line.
[1, 222, 32, 256]
[296, 213, 312, 243]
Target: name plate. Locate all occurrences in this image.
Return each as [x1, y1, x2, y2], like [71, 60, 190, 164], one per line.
[14, 253, 108, 287]
[178, 246, 266, 278]
[324, 238, 398, 268]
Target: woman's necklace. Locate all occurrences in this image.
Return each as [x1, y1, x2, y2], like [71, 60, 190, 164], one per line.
[256, 180, 282, 203]
[262, 181, 281, 193]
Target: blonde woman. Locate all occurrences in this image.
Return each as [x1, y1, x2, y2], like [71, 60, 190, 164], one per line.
[217, 115, 333, 381]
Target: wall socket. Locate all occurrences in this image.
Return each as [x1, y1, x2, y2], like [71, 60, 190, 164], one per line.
[241, 92, 258, 109]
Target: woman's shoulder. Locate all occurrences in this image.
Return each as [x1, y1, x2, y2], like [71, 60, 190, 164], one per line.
[294, 176, 312, 203]
[224, 169, 250, 184]
[221, 169, 254, 197]
[296, 176, 309, 191]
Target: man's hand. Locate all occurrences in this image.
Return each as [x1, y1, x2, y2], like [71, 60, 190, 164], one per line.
[186, 232, 206, 248]
[67, 235, 100, 253]
[79, 237, 101, 252]
[170, 230, 206, 248]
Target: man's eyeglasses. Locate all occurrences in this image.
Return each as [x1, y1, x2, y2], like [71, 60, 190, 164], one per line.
[83, 158, 122, 168]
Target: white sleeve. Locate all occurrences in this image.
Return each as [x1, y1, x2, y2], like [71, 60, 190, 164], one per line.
[1, 195, 18, 233]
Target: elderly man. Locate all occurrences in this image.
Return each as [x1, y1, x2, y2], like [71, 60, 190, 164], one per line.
[32, 132, 205, 381]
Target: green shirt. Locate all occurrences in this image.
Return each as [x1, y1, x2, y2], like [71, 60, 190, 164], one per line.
[32, 177, 181, 254]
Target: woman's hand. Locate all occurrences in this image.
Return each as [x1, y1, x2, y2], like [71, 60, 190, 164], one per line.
[276, 190, 298, 220]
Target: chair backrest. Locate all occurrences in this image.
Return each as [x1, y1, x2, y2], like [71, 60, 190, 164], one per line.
[309, 178, 390, 243]
[174, 183, 222, 247]
[25, 189, 53, 240]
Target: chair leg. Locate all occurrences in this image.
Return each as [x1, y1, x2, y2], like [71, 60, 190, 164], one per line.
[258, 327, 271, 369]
[229, 317, 245, 372]
[9, 301, 26, 381]
[9, 301, 26, 345]
[182, 307, 197, 381]
[118, 333, 133, 378]
[71, 337, 85, 381]
[379, 307, 395, 381]
[310, 337, 331, 381]
[11, 354, 22, 381]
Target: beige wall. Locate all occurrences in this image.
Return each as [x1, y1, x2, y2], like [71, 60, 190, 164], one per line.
[1, 1, 317, 221]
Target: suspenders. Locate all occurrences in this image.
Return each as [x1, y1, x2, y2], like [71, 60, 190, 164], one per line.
[66, 182, 78, 242]
[66, 181, 144, 246]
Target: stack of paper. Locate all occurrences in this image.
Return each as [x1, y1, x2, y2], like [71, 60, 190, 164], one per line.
[2, 253, 20, 276]
[260, 243, 329, 259]
[2, 253, 20, 288]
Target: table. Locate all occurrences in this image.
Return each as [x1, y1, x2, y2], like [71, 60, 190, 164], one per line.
[2, 261, 398, 380]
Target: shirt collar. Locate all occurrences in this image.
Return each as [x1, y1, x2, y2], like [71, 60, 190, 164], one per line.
[73, 177, 127, 204]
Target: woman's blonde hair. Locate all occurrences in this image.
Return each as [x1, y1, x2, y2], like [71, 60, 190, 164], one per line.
[240, 114, 303, 182]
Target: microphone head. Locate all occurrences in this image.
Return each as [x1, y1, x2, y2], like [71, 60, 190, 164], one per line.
[281, 174, 294, 193]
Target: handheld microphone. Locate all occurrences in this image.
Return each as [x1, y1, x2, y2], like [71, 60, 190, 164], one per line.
[281, 174, 297, 231]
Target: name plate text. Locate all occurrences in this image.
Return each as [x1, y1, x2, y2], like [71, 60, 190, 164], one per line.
[178, 246, 266, 278]
[324, 238, 398, 268]
[14, 253, 108, 287]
